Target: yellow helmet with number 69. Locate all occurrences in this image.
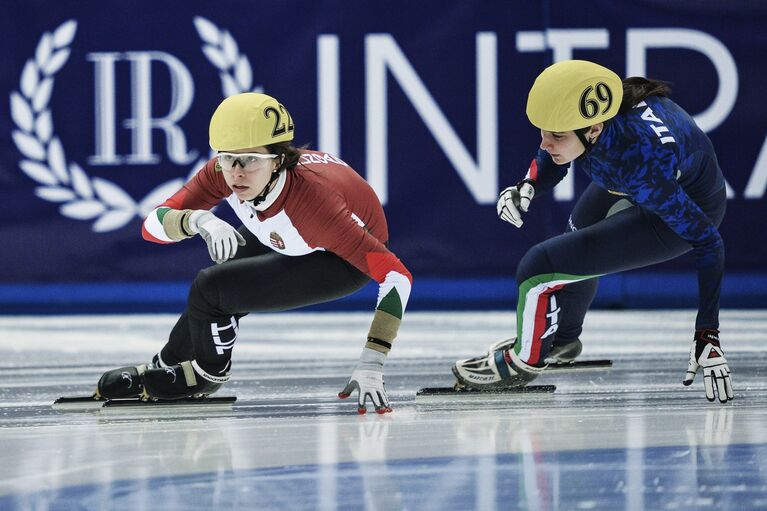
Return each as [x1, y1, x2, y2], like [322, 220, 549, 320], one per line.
[526, 60, 623, 132]
[209, 93, 294, 151]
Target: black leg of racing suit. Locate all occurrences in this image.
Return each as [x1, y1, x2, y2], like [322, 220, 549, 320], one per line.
[159, 226, 371, 375]
[522, 183, 726, 357]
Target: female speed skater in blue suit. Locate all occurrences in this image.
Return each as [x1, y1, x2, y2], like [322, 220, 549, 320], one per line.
[453, 60, 732, 403]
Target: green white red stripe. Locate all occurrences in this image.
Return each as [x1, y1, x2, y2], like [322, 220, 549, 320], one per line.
[516, 272, 599, 364]
[142, 207, 175, 244]
[375, 270, 411, 318]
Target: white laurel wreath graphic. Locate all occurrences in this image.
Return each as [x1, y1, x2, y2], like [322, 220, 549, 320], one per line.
[10, 17, 256, 232]
[193, 16, 260, 96]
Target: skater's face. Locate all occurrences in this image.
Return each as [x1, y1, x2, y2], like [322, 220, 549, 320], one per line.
[539, 124, 603, 164]
[219, 146, 281, 201]
[539, 130, 584, 164]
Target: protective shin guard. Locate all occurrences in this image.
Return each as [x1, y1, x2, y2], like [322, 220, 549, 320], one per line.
[141, 360, 230, 400]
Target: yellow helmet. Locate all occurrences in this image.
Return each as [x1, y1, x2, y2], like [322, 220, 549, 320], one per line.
[209, 93, 294, 151]
[526, 60, 623, 132]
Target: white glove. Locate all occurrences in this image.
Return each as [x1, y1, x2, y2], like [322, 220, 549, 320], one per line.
[497, 180, 535, 227]
[683, 329, 733, 403]
[338, 347, 392, 414]
[188, 210, 246, 264]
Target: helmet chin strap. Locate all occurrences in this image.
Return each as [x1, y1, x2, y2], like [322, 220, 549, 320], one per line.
[575, 129, 594, 155]
[249, 170, 281, 207]
[249, 154, 285, 207]
[575, 121, 608, 158]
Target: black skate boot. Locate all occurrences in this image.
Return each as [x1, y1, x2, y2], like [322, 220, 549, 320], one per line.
[546, 339, 582, 364]
[140, 360, 230, 401]
[96, 364, 148, 399]
[147, 352, 169, 369]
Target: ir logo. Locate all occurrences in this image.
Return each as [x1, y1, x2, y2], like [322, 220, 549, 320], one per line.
[9, 17, 259, 232]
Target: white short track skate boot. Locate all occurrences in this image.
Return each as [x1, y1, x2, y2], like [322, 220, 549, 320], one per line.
[452, 344, 545, 390]
[486, 337, 517, 354]
[488, 337, 582, 364]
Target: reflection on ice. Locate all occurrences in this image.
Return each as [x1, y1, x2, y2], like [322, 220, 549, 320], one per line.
[0, 311, 765, 510]
[1, 401, 762, 510]
[4, 441, 764, 510]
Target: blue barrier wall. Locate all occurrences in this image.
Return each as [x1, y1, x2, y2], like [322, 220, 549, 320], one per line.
[1, 1, 765, 312]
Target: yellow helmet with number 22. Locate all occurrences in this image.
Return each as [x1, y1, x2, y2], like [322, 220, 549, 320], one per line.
[209, 93, 294, 151]
[526, 60, 623, 132]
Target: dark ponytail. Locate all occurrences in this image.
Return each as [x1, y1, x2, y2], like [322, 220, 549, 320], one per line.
[618, 77, 672, 113]
[266, 141, 304, 172]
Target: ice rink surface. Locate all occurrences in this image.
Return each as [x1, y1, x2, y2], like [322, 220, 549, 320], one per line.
[0, 309, 765, 511]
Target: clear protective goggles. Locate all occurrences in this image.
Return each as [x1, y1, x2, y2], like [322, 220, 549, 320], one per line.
[217, 152, 278, 173]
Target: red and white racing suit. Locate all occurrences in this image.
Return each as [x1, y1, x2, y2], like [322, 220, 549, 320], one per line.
[142, 150, 412, 374]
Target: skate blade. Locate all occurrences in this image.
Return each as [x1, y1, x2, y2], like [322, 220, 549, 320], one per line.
[546, 359, 612, 371]
[52, 395, 236, 411]
[52, 396, 107, 410]
[416, 384, 556, 400]
[103, 396, 236, 408]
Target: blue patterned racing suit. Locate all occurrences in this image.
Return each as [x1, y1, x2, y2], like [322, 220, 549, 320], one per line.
[514, 95, 726, 366]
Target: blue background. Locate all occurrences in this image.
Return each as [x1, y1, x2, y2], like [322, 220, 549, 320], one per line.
[1, 1, 765, 312]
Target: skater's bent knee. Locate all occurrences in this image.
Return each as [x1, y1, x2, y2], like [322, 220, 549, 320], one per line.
[516, 243, 554, 283]
[188, 268, 224, 316]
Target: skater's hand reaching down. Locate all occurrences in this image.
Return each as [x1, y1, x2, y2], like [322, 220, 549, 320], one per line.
[339, 347, 392, 414]
[683, 329, 733, 403]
